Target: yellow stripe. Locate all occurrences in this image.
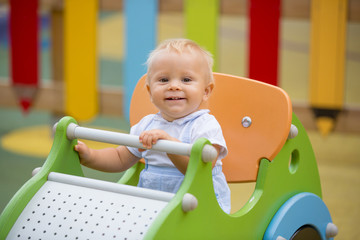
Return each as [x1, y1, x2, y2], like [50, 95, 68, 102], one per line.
[64, 0, 98, 121]
[310, 0, 347, 109]
[185, 0, 219, 70]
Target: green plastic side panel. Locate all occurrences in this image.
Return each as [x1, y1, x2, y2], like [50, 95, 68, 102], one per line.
[0, 116, 84, 239]
[144, 114, 322, 239]
[117, 161, 145, 186]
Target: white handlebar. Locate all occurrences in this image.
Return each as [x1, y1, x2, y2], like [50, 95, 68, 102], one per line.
[66, 123, 217, 163]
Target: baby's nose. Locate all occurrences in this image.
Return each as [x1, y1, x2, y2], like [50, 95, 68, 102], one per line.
[168, 81, 181, 90]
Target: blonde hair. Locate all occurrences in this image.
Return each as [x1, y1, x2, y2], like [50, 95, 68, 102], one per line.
[146, 38, 214, 83]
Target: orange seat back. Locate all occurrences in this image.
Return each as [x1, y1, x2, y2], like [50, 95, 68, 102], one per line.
[129, 73, 292, 182]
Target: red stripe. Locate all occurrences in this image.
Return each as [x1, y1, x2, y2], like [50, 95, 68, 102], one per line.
[248, 0, 280, 86]
[10, 0, 38, 86]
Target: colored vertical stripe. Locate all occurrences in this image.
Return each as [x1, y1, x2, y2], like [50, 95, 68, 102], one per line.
[50, 9, 64, 84]
[185, 0, 219, 70]
[248, 0, 280, 86]
[64, 0, 98, 121]
[9, 0, 38, 112]
[124, 0, 158, 121]
[310, 0, 347, 109]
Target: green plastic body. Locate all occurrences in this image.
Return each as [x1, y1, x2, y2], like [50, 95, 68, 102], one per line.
[0, 114, 321, 239]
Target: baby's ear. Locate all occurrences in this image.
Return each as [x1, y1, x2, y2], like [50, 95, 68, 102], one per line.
[203, 82, 214, 100]
[146, 84, 153, 102]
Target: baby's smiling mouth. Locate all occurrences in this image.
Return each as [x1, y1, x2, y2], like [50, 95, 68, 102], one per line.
[165, 97, 185, 100]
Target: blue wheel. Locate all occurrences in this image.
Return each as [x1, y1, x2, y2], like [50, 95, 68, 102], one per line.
[263, 192, 338, 240]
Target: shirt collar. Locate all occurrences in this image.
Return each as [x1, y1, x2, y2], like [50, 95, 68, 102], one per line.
[154, 109, 210, 125]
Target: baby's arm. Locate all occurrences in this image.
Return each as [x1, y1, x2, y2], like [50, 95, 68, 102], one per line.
[139, 130, 220, 174]
[139, 130, 189, 174]
[75, 141, 139, 172]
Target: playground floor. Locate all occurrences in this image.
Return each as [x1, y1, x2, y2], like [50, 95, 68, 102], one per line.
[1, 11, 360, 239]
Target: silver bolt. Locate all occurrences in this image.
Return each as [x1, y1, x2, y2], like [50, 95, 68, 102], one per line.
[242, 116, 252, 128]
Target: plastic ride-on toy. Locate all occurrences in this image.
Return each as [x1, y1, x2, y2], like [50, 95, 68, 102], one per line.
[0, 73, 338, 239]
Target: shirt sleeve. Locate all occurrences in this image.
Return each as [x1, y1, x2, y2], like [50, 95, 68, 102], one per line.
[191, 114, 228, 160]
[126, 115, 154, 158]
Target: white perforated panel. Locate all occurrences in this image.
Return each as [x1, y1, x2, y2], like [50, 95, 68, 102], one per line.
[7, 180, 170, 240]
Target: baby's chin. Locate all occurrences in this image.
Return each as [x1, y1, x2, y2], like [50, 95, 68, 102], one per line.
[161, 110, 198, 122]
[160, 113, 184, 122]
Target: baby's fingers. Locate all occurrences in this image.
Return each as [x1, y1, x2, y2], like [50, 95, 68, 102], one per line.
[74, 141, 89, 156]
[139, 133, 156, 149]
[141, 135, 153, 149]
[74, 140, 83, 151]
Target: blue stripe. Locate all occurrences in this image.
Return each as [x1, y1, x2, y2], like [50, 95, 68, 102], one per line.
[124, 0, 158, 121]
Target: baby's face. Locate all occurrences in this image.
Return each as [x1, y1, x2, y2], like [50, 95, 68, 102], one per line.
[147, 50, 213, 122]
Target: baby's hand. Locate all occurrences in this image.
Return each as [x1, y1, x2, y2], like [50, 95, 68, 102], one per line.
[139, 129, 175, 150]
[74, 140, 91, 164]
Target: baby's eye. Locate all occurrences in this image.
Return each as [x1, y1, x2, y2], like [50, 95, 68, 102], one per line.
[159, 78, 168, 83]
[182, 77, 192, 82]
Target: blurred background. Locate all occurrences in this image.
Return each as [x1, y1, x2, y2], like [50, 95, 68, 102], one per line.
[0, 0, 359, 239]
